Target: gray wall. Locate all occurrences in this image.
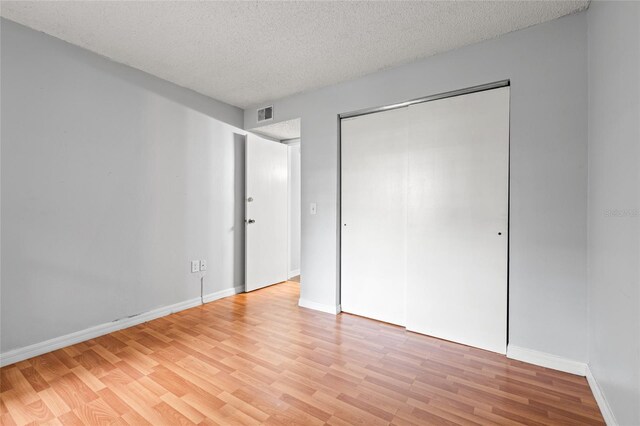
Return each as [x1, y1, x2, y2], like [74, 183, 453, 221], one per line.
[1, 19, 245, 353]
[587, 2, 640, 424]
[245, 12, 589, 362]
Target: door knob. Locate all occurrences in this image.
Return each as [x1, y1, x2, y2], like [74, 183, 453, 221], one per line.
[247, 219, 255, 224]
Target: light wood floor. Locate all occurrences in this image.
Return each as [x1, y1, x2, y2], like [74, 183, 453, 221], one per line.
[1, 281, 604, 425]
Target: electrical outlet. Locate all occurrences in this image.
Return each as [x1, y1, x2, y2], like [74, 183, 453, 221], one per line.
[191, 260, 200, 273]
[200, 260, 207, 271]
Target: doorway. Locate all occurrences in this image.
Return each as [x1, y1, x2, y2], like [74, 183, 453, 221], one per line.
[246, 118, 301, 291]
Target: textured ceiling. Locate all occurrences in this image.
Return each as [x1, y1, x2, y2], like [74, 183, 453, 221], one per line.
[251, 118, 301, 141]
[0, 1, 588, 108]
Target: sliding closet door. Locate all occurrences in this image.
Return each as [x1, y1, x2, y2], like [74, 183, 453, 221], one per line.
[341, 108, 407, 326]
[407, 87, 509, 354]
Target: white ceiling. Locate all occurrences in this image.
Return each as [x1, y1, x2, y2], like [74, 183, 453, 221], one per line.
[251, 118, 301, 141]
[1, 1, 588, 109]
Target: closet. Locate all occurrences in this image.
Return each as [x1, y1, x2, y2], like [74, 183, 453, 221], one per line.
[341, 84, 509, 354]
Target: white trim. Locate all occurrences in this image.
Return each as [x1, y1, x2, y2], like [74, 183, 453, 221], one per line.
[0, 286, 244, 367]
[586, 365, 618, 426]
[202, 285, 245, 303]
[288, 269, 301, 279]
[287, 145, 292, 279]
[298, 298, 341, 315]
[506, 345, 587, 376]
[286, 143, 301, 281]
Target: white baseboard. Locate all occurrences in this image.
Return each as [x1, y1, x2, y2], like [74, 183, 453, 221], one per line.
[486, 345, 616, 425]
[202, 285, 244, 303]
[0, 285, 243, 367]
[586, 365, 618, 426]
[506, 345, 587, 376]
[287, 269, 300, 279]
[298, 298, 341, 315]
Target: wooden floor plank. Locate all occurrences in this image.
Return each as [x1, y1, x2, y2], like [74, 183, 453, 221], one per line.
[1, 281, 604, 425]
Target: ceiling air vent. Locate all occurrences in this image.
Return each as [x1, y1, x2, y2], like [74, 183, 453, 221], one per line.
[257, 105, 273, 122]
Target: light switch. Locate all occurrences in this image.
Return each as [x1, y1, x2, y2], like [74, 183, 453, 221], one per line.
[191, 260, 200, 273]
[200, 260, 207, 271]
[310, 203, 317, 215]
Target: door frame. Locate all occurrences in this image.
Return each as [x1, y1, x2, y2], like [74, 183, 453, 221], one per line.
[337, 79, 511, 345]
[287, 139, 301, 280]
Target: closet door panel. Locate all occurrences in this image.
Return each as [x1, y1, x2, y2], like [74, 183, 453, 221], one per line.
[406, 87, 509, 353]
[341, 107, 407, 326]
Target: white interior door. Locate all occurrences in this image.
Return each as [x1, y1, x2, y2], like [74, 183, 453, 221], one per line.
[341, 108, 407, 326]
[406, 87, 509, 353]
[245, 133, 288, 292]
